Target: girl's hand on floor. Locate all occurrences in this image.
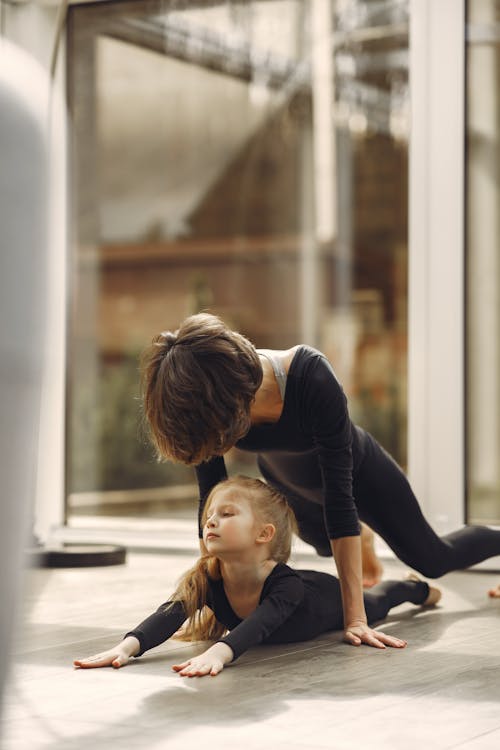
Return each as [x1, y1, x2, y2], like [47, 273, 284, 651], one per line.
[344, 621, 407, 649]
[172, 642, 233, 678]
[74, 636, 140, 669]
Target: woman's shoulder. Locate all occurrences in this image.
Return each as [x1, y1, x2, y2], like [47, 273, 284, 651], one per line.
[288, 345, 336, 381]
[289, 344, 329, 362]
[288, 347, 346, 418]
[257, 344, 326, 377]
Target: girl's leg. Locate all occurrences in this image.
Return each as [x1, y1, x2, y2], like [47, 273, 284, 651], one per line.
[300, 570, 438, 632]
[354, 436, 500, 578]
[364, 578, 433, 624]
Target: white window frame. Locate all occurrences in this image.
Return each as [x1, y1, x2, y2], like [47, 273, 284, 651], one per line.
[408, 0, 465, 533]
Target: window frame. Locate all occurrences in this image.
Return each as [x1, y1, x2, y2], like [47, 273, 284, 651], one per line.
[408, 0, 466, 532]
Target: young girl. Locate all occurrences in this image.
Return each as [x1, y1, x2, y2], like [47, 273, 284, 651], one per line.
[74, 478, 440, 677]
[140, 313, 500, 649]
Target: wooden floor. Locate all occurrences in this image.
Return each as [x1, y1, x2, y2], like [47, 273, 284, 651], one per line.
[2, 547, 500, 750]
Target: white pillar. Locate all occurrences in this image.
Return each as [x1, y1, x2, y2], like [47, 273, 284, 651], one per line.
[0, 36, 54, 713]
[4, 3, 67, 541]
[408, 0, 465, 531]
[467, 2, 500, 509]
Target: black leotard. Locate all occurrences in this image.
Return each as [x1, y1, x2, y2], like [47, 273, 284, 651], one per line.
[197, 345, 365, 540]
[196, 346, 500, 578]
[125, 564, 429, 661]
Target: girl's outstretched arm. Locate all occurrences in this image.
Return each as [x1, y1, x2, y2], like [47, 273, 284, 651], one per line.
[74, 635, 140, 669]
[172, 642, 233, 678]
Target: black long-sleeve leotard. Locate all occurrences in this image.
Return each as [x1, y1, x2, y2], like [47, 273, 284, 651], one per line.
[126, 564, 343, 661]
[196, 345, 366, 541]
[125, 563, 429, 662]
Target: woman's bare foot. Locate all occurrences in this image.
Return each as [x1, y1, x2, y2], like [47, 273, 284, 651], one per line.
[361, 523, 384, 588]
[405, 572, 442, 606]
[487, 584, 500, 598]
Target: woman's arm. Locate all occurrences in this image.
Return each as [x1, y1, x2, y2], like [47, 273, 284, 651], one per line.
[332, 536, 406, 649]
[195, 456, 228, 537]
[303, 352, 361, 540]
[301, 353, 405, 648]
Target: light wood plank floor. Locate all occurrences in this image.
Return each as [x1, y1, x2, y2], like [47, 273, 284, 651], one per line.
[2, 549, 500, 750]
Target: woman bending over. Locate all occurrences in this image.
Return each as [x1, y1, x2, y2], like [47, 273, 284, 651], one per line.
[138, 313, 500, 649]
[74, 478, 439, 676]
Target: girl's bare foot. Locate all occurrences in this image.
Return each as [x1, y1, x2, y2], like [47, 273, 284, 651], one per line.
[361, 523, 384, 588]
[405, 572, 442, 606]
[487, 584, 500, 598]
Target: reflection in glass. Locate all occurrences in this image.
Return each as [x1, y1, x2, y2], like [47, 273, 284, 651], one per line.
[331, 0, 409, 466]
[466, 0, 500, 524]
[66, 0, 409, 520]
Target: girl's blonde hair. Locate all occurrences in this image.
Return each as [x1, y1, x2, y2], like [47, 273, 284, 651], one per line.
[169, 476, 297, 642]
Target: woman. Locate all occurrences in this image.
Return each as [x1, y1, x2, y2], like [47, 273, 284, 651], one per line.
[141, 313, 500, 649]
[74, 477, 440, 674]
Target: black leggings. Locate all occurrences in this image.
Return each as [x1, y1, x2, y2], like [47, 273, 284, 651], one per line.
[301, 569, 430, 629]
[364, 579, 430, 624]
[259, 434, 500, 578]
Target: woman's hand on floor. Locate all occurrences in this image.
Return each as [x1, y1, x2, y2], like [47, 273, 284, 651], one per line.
[344, 621, 407, 649]
[73, 636, 140, 669]
[172, 642, 233, 677]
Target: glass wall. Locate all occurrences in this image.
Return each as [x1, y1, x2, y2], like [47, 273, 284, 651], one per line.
[332, 0, 409, 463]
[466, 0, 500, 525]
[66, 0, 409, 520]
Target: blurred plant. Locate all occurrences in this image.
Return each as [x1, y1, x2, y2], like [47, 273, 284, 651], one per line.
[350, 380, 407, 469]
[69, 355, 192, 493]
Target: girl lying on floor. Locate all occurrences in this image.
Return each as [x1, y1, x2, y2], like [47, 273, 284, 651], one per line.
[74, 477, 440, 678]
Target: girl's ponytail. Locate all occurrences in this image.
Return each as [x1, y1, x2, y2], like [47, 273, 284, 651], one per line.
[166, 555, 227, 642]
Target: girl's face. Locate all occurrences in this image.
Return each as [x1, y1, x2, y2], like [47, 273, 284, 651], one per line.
[203, 487, 261, 554]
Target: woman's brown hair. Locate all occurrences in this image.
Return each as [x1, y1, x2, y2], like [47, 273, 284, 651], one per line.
[169, 476, 298, 642]
[141, 313, 263, 465]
